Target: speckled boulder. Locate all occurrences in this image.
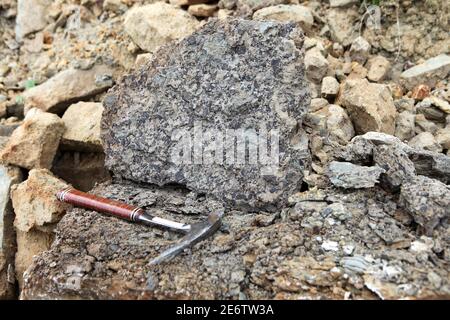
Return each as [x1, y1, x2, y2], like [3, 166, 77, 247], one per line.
[102, 19, 311, 211]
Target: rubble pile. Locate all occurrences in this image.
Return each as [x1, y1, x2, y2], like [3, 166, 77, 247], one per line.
[0, 0, 448, 300]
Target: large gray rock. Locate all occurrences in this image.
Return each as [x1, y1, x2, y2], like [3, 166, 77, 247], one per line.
[102, 19, 311, 211]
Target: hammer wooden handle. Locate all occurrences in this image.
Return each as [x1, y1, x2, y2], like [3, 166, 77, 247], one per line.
[56, 188, 144, 222]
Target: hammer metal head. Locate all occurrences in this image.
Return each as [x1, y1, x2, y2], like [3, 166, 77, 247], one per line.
[148, 210, 223, 265]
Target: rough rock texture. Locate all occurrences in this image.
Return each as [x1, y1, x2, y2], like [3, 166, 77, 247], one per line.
[21, 182, 450, 299]
[349, 36, 371, 65]
[326, 8, 358, 46]
[373, 144, 416, 192]
[400, 176, 450, 235]
[321, 76, 340, 99]
[15, 0, 50, 41]
[102, 19, 311, 211]
[305, 47, 329, 84]
[23, 65, 113, 114]
[51, 152, 111, 192]
[61, 102, 104, 152]
[124, 3, 200, 53]
[395, 111, 415, 141]
[400, 54, 450, 90]
[409, 132, 442, 153]
[339, 79, 397, 135]
[0, 109, 65, 170]
[252, 5, 314, 33]
[327, 161, 385, 189]
[16, 229, 53, 290]
[341, 132, 450, 184]
[11, 169, 71, 233]
[0, 165, 22, 299]
[367, 56, 390, 83]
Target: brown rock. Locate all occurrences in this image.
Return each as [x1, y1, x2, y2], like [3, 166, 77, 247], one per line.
[0, 109, 65, 170]
[411, 84, 431, 101]
[124, 3, 199, 53]
[15, 229, 54, 289]
[23, 65, 113, 114]
[340, 79, 397, 135]
[367, 55, 390, 82]
[188, 4, 218, 17]
[408, 132, 442, 153]
[61, 102, 103, 152]
[11, 169, 71, 233]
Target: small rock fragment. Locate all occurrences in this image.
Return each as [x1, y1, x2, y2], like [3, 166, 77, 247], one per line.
[349, 36, 371, 65]
[340, 79, 397, 135]
[188, 4, 218, 17]
[15, 0, 50, 41]
[305, 47, 329, 83]
[395, 111, 416, 141]
[61, 102, 103, 152]
[399, 175, 450, 235]
[326, 8, 358, 46]
[124, 3, 199, 53]
[253, 5, 314, 32]
[11, 169, 70, 233]
[329, 0, 359, 7]
[327, 161, 385, 189]
[0, 109, 65, 169]
[367, 55, 390, 82]
[322, 240, 339, 252]
[23, 65, 113, 114]
[321, 76, 340, 100]
[411, 84, 430, 101]
[408, 132, 442, 153]
[373, 144, 416, 191]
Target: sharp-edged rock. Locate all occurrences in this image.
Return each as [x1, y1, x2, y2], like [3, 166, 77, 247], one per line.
[367, 55, 391, 83]
[327, 161, 385, 189]
[400, 54, 450, 90]
[349, 36, 371, 65]
[373, 144, 416, 192]
[124, 3, 200, 53]
[339, 79, 397, 135]
[0, 109, 65, 170]
[408, 132, 442, 153]
[399, 175, 450, 235]
[102, 19, 311, 211]
[15, 0, 50, 41]
[61, 102, 104, 152]
[23, 65, 113, 114]
[253, 5, 314, 33]
[305, 47, 329, 83]
[11, 169, 70, 233]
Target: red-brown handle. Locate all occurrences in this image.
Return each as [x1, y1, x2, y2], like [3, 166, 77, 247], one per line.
[56, 188, 144, 221]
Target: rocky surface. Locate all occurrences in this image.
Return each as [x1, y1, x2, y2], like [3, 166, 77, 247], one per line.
[0, 0, 449, 300]
[102, 18, 310, 211]
[21, 181, 450, 300]
[0, 108, 65, 169]
[61, 102, 103, 152]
